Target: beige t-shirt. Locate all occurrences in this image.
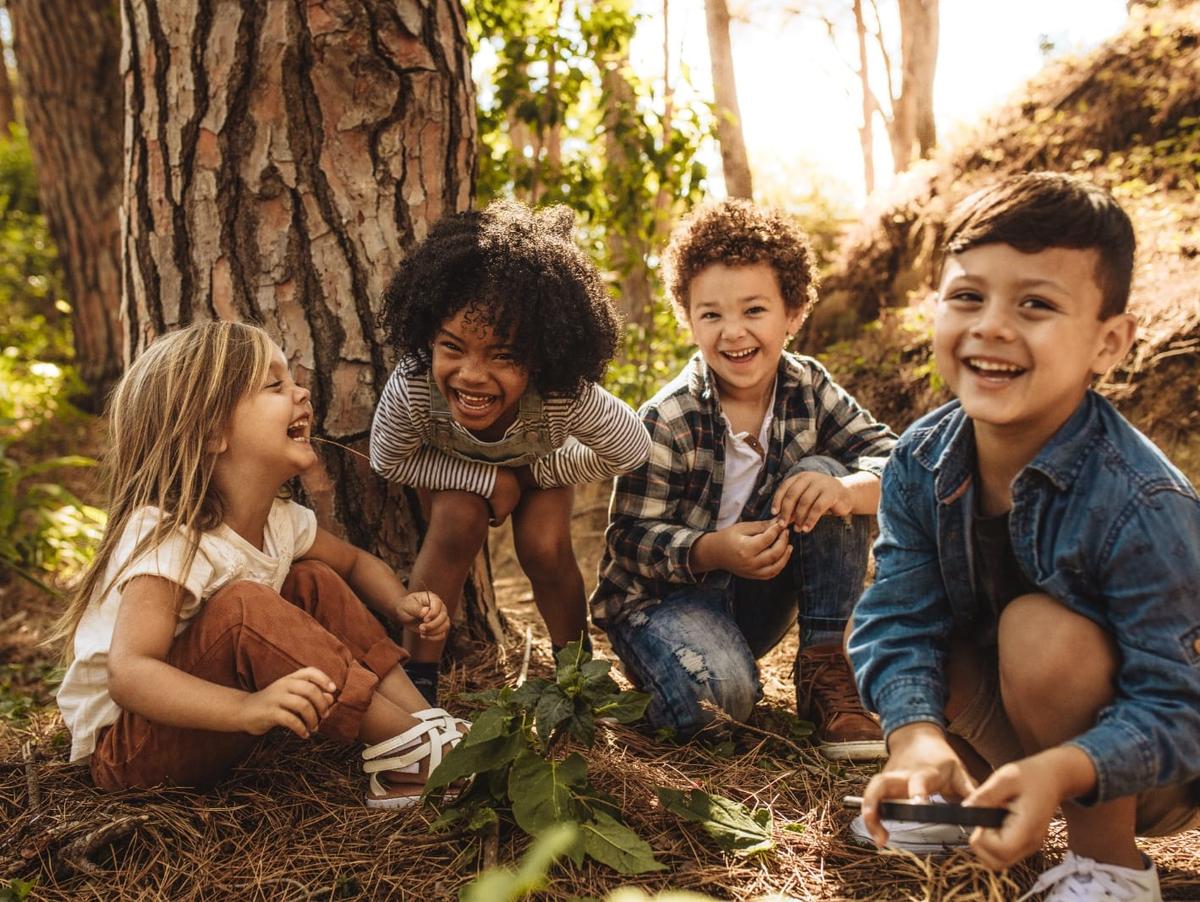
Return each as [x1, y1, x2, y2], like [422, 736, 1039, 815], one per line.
[57, 499, 318, 762]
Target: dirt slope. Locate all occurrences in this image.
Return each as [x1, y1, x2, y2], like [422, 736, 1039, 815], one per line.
[805, 3, 1200, 479]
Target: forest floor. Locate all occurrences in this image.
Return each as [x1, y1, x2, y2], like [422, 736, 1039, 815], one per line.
[2, 479, 1199, 900]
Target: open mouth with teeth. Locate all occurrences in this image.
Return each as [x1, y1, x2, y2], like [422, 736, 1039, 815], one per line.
[720, 347, 759, 363]
[451, 388, 498, 413]
[964, 357, 1027, 381]
[286, 416, 311, 442]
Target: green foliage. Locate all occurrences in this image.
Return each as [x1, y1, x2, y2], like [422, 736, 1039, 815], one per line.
[606, 303, 694, 409]
[655, 788, 774, 857]
[0, 879, 37, 902]
[0, 128, 78, 430]
[427, 641, 662, 876]
[466, 0, 711, 409]
[0, 441, 104, 592]
[460, 825, 723, 902]
[460, 823, 579, 902]
[0, 660, 63, 723]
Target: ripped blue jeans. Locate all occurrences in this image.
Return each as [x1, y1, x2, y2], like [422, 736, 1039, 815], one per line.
[604, 457, 870, 738]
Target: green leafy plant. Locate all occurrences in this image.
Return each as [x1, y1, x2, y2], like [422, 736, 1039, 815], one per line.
[426, 641, 663, 875]
[0, 440, 104, 592]
[656, 788, 774, 857]
[0, 878, 36, 902]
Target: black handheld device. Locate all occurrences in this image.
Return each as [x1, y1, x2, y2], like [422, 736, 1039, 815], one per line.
[842, 795, 1008, 828]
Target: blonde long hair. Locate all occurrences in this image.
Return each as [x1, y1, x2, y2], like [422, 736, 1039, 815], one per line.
[51, 321, 276, 658]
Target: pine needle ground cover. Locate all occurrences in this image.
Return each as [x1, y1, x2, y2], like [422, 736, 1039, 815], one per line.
[3, 553, 1199, 900]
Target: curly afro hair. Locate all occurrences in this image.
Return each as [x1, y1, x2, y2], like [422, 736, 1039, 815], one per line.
[380, 200, 621, 398]
[663, 198, 818, 318]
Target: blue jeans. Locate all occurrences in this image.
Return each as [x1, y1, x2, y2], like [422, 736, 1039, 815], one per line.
[605, 457, 871, 737]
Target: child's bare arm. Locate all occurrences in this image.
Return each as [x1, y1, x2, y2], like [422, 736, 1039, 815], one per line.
[301, 528, 449, 641]
[107, 576, 336, 736]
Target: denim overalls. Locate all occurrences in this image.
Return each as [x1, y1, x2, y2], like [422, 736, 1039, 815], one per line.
[424, 373, 554, 466]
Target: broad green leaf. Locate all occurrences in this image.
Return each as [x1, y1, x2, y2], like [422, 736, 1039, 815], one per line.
[578, 811, 665, 874]
[508, 750, 587, 834]
[655, 788, 774, 856]
[566, 702, 595, 747]
[534, 684, 574, 746]
[510, 677, 551, 712]
[593, 690, 650, 724]
[461, 706, 512, 746]
[424, 724, 524, 795]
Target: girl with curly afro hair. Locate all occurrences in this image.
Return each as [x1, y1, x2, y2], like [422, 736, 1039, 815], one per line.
[370, 200, 650, 703]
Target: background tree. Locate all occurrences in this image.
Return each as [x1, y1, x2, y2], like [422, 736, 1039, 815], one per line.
[121, 0, 501, 641]
[7, 0, 123, 403]
[0, 28, 16, 135]
[468, 0, 710, 403]
[805, 0, 939, 188]
[704, 0, 753, 198]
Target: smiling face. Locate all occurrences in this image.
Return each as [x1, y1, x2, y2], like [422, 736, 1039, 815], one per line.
[220, 343, 316, 482]
[431, 307, 530, 440]
[933, 243, 1135, 445]
[685, 262, 804, 404]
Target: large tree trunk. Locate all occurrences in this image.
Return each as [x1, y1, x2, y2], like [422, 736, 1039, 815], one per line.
[889, 0, 938, 171]
[704, 0, 753, 198]
[0, 34, 17, 135]
[8, 0, 124, 403]
[121, 0, 500, 643]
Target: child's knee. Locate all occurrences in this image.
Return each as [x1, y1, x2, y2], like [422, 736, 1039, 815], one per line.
[514, 530, 577, 583]
[666, 646, 759, 733]
[205, 581, 290, 629]
[998, 593, 1118, 696]
[425, 492, 490, 550]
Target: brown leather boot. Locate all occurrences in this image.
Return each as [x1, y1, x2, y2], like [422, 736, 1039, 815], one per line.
[795, 643, 885, 761]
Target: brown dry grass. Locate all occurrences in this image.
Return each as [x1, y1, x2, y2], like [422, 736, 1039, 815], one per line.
[2, 483, 1199, 900]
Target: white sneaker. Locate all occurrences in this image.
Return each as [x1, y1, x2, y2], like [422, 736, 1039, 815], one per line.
[847, 795, 970, 854]
[1016, 852, 1162, 901]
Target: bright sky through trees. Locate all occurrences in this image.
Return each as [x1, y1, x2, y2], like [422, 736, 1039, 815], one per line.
[631, 0, 1130, 208]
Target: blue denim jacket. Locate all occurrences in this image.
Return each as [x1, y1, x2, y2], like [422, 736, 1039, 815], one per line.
[849, 391, 1200, 804]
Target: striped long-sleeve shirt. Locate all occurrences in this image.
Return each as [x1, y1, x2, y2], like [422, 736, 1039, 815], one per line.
[590, 351, 898, 627]
[369, 364, 652, 496]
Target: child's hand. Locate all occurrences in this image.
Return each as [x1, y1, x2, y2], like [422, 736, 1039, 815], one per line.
[489, 467, 522, 524]
[860, 722, 976, 847]
[238, 667, 336, 738]
[697, 518, 792, 580]
[397, 589, 450, 641]
[772, 471, 854, 532]
[964, 754, 1069, 870]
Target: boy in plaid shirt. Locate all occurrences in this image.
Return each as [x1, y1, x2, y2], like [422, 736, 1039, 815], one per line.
[591, 200, 897, 758]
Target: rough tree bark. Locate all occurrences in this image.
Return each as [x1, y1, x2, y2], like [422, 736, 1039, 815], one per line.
[704, 0, 753, 198]
[121, 0, 502, 643]
[8, 0, 124, 402]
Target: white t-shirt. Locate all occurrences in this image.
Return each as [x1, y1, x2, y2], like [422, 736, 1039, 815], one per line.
[57, 498, 318, 762]
[715, 385, 777, 530]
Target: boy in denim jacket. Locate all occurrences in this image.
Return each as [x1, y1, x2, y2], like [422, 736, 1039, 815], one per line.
[592, 199, 897, 758]
[849, 172, 1200, 899]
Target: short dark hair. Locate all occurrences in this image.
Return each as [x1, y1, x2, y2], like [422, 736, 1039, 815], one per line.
[940, 172, 1135, 318]
[379, 200, 620, 398]
[663, 198, 818, 317]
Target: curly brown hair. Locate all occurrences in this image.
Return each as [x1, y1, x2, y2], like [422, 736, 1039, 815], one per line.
[379, 200, 620, 398]
[662, 198, 819, 317]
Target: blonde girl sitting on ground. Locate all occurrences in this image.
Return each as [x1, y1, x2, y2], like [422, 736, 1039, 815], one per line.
[55, 321, 467, 807]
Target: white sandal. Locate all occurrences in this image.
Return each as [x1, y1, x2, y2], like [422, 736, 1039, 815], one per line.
[361, 708, 470, 809]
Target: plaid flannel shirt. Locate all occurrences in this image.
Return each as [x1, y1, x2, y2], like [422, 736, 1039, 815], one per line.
[590, 351, 898, 627]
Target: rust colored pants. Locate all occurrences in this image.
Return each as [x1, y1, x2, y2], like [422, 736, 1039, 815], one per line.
[90, 560, 407, 790]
